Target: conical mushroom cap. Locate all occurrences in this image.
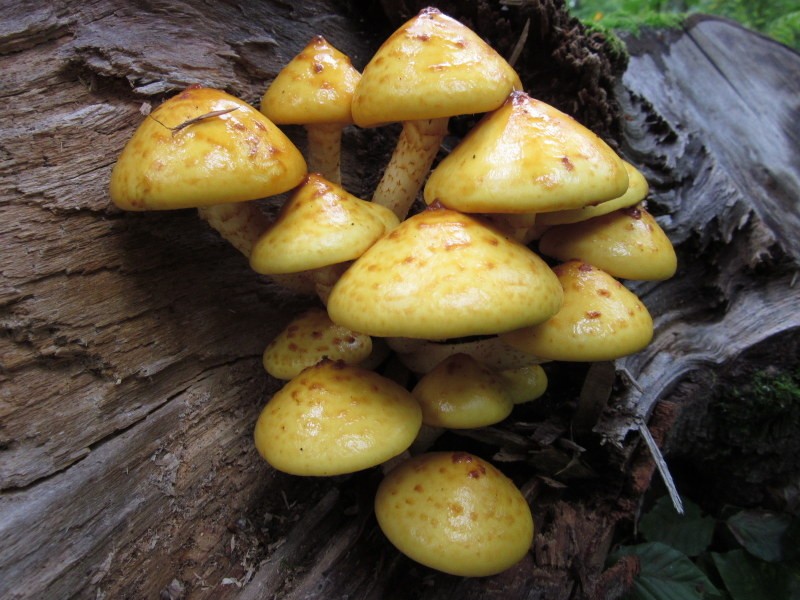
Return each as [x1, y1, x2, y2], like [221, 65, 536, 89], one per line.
[412, 354, 513, 428]
[501, 261, 653, 361]
[327, 206, 563, 340]
[375, 451, 534, 577]
[254, 361, 422, 476]
[423, 92, 629, 214]
[260, 36, 361, 125]
[352, 7, 522, 127]
[539, 206, 678, 281]
[110, 87, 307, 211]
[498, 364, 548, 405]
[537, 160, 649, 227]
[250, 173, 400, 274]
[262, 308, 373, 380]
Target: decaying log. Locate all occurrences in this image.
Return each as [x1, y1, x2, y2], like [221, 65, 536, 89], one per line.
[1, 1, 798, 599]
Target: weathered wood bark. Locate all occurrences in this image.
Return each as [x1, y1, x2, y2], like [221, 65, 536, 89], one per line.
[1, 1, 798, 599]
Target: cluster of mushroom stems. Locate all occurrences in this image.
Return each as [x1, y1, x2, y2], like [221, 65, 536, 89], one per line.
[109, 7, 677, 578]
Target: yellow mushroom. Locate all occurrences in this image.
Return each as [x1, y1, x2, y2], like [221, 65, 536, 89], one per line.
[249, 173, 399, 301]
[352, 7, 522, 219]
[109, 87, 306, 256]
[261, 308, 373, 380]
[254, 360, 421, 476]
[261, 36, 361, 184]
[501, 261, 654, 362]
[411, 354, 513, 429]
[326, 205, 563, 340]
[424, 91, 629, 215]
[375, 451, 534, 576]
[538, 205, 678, 281]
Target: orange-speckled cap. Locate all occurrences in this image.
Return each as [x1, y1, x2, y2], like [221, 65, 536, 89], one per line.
[539, 205, 677, 281]
[375, 451, 534, 577]
[537, 160, 649, 227]
[249, 173, 399, 274]
[253, 360, 422, 476]
[501, 261, 654, 361]
[412, 354, 513, 428]
[109, 87, 306, 211]
[261, 36, 361, 125]
[352, 8, 522, 127]
[262, 308, 373, 380]
[326, 206, 563, 339]
[423, 92, 629, 214]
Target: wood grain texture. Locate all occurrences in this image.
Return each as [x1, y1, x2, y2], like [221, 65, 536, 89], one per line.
[0, 1, 369, 597]
[595, 14, 800, 447]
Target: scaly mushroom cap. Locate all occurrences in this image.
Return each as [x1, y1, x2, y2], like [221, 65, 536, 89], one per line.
[537, 160, 649, 227]
[110, 87, 307, 211]
[260, 36, 361, 126]
[254, 360, 422, 476]
[326, 206, 563, 340]
[423, 92, 629, 214]
[249, 173, 399, 274]
[501, 261, 654, 361]
[375, 451, 534, 577]
[539, 205, 678, 281]
[262, 308, 373, 380]
[412, 354, 513, 428]
[352, 7, 522, 127]
[498, 364, 548, 405]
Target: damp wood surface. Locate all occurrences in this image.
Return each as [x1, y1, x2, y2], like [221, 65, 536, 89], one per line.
[1, 2, 799, 600]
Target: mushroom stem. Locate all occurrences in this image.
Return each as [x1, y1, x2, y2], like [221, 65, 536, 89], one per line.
[305, 123, 345, 184]
[197, 202, 270, 257]
[386, 335, 546, 374]
[372, 117, 448, 219]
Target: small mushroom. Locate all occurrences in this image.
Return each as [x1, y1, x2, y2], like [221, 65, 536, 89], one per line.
[423, 91, 628, 215]
[253, 360, 422, 476]
[110, 87, 307, 256]
[249, 173, 399, 301]
[501, 261, 654, 362]
[262, 308, 373, 380]
[498, 363, 548, 405]
[260, 36, 361, 184]
[374, 451, 534, 577]
[538, 205, 678, 281]
[412, 354, 513, 429]
[536, 160, 650, 228]
[326, 205, 563, 339]
[352, 7, 522, 219]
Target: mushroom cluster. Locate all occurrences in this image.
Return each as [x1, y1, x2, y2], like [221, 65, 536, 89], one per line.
[109, 7, 677, 579]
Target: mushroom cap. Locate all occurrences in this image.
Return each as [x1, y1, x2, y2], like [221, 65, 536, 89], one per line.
[412, 354, 513, 428]
[260, 36, 361, 126]
[539, 205, 678, 281]
[326, 206, 563, 340]
[501, 261, 654, 362]
[498, 364, 548, 404]
[537, 160, 650, 227]
[423, 92, 629, 214]
[110, 87, 307, 211]
[352, 7, 522, 127]
[254, 360, 422, 476]
[375, 451, 534, 577]
[262, 308, 373, 380]
[249, 173, 399, 274]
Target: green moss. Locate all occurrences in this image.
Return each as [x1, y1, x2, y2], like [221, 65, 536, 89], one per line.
[716, 368, 800, 443]
[584, 11, 687, 37]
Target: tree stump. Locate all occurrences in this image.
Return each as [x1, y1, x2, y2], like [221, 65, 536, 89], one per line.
[1, 1, 798, 599]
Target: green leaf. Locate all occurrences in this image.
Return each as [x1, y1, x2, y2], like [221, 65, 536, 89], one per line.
[640, 496, 716, 557]
[726, 510, 792, 562]
[609, 542, 721, 600]
[711, 549, 800, 600]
